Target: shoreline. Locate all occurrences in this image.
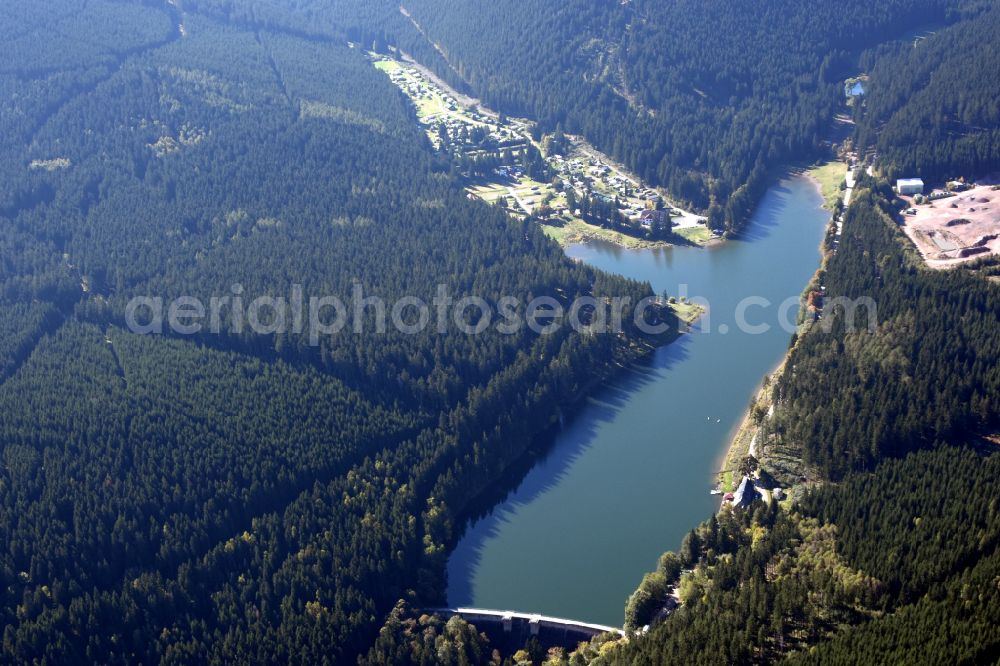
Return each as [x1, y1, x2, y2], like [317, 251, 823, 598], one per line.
[547, 219, 716, 251]
[715, 162, 845, 498]
[443, 300, 703, 574]
[446, 169, 832, 626]
[714, 355, 787, 493]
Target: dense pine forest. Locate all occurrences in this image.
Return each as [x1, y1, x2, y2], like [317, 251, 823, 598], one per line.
[0, 1, 663, 662]
[854, 2, 1000, 182]
[559, 183, 1000, 665]
[359, 176, 1000, 664]
[154, 0, 988, 233]
[4, 0, 1000, 664]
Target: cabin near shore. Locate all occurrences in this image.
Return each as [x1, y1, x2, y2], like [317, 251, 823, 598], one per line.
[731, 476, 760, 508]
[638, 209, 671, 231]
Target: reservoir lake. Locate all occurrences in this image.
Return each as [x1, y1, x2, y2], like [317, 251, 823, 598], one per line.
[447, 175, 830, 626]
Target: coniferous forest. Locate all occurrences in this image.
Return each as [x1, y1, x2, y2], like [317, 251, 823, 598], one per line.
[162, 0, 990, 233]
[0, 2, 659, 662]
[360, 180, 1000, 666]
[855, 2, 1000, 182]
[2, 0, 1000, 664]
[598, 180, 1000, 665]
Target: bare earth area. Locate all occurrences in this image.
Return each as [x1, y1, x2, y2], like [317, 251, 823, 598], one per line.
[899, 181, 1000, 268]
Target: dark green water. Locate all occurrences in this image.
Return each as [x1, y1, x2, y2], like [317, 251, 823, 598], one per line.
[447, 175, 829, 626]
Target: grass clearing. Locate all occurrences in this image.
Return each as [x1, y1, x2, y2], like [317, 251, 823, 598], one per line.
[372, 59, 400, 74]
[539, 217, 672, 249]
[466, 183, 509, 203]
[375, 57, 452, 124]
[670, 300, 704, 325]
[806, 161, 847, 211]
[539, 221, 575, 245]
[674, 225, 713, 244]
[511, 176, 551, 197]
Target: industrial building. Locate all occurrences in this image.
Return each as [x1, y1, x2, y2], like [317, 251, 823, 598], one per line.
[897, 178, 925, 195]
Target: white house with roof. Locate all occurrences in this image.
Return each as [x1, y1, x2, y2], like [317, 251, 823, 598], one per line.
[638, 209, 670, 231]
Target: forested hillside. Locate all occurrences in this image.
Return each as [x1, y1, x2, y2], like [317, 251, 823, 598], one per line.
[5, 1, 1000, 663]
[149, 0, 979, 232]
[594, 185, 1000, 664]
[604, 446, 1000, 665]
[389, 0, 968, 232]
[0, 1, 663, 662]
[769, 177, 1000, 479]
[855, 2, 1000, 182]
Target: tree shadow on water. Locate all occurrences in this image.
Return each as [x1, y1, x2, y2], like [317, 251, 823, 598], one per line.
[728, 186, 790, 244]
[733, 175, 832, 247]
[446, 335, 694, 606]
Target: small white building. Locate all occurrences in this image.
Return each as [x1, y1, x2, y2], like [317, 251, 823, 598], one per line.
[897, 178, 924, 195]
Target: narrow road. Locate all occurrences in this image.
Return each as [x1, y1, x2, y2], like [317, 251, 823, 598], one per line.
[508, 187, 533, 215]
